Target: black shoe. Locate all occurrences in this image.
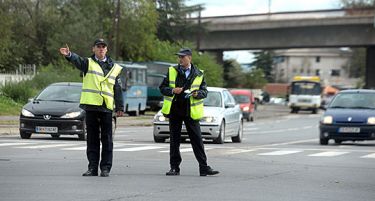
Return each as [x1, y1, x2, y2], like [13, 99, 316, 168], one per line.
[200, 166, 219, 176]
[100, 169, 110, 177]
[166, 168, 180, 176]
[82, 169, 98, 176]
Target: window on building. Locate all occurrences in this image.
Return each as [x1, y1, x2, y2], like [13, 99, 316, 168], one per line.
[300, 68, 304, 74]
[330, 69, 341, 77]
[316, 56, 321, 63]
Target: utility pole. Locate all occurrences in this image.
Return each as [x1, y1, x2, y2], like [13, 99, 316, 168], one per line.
[196, 5, 202, 51]
[115, 0, 120, 60]
[268, 0, 272, 13]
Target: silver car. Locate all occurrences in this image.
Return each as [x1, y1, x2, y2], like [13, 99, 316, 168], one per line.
[153, 87, 243, 144]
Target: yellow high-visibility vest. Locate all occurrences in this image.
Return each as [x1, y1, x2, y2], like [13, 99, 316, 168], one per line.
[161, 67, 204, 120]
[80, 58, 122, 110]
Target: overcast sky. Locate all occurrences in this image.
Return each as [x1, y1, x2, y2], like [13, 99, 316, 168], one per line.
[185, 0, 342, 63]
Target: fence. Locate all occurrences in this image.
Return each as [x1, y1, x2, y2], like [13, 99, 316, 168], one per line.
[0, 64, 36, 86]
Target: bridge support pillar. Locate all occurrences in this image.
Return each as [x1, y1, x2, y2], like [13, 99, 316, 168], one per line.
[365, 46, 375, 89]
[206, 50, 224, 65]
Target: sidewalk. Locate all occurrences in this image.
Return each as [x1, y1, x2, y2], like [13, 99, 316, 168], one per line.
[0, 104, 290, 135]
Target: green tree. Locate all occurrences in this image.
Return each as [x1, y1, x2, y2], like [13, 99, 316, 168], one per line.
[155, 0, 202, 43]
[243, 68, 267, 89]
[251, 50, 274, 82]
[0, 0, 13, 72]
[223, 59, 245, 88]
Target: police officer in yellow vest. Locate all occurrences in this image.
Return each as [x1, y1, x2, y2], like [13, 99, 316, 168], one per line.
[59, 39, 124, 177]
[159, 48, 219, 176]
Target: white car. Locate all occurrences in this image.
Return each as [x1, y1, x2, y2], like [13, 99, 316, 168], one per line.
[153, 87, 243, 144]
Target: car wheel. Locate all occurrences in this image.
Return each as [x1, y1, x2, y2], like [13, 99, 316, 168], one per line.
[213, 121, 225, 144]
[312, 109, 318, 114]
[320, 137, 329, 145]
[51, 134, 60, 139]
[334, 140, 342, 144]
[232, 119, 243, 143]
[154, 135, 166, 143]
[20, 131, 31, 139]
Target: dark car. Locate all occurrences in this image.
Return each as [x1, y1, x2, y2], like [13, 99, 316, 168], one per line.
[319, 89, 375, 145]
[19, 82, 116, 140]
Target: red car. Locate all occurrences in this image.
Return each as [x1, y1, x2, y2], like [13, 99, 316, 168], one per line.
[230, 89, 256, 122]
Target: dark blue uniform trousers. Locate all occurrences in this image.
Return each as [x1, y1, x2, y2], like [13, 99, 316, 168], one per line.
[85, 111, 113, 172]
[169, 115, 208, 171]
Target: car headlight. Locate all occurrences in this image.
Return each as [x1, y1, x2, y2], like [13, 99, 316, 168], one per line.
[154, 115, 167, 122]
[21, 109, 35, 117]
[322, 116, 333, 124]
[200, 116, 216, 123]
[367, 117, 375, 125]
[243, 106, 249, 111]
[60, 111, 82, 118]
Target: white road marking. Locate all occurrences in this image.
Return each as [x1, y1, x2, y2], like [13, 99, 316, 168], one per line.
[258, 150, 302, 156]
[159, 147, 213, 153]
[0, 142, 35, 147]
[308, 151, 349, 157]
[62, 146, 86, 151]
[360, 153, 375, 158]
[224, 149, 256, 155]
[116, 146, 163, 152]
[17, 144, 77, 149]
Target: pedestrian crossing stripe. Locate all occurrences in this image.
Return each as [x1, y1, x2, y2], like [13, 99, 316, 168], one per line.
[257, 150, 302, 155]
[117, 146, 163, 152]
[360, 153, 375, 158]
[0, 142, 36, 147]
[308, 151, 349, 157]
[16, 144, 77, 149]
[0, 141, 374, 159]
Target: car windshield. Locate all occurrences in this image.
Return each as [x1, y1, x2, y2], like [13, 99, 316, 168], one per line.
[36, 85, 81, 102]
[204, 91, 222, 107]
[291, 81, 321, 95]
[329, 92, 375, 109]
[232, 95, 250, 103]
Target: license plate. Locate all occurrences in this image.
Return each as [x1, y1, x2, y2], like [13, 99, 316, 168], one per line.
[36, 126, 58, 133]
[338, 127, 360, 133]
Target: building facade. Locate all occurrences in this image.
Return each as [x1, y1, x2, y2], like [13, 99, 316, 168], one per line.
[273, 48, 358, 88]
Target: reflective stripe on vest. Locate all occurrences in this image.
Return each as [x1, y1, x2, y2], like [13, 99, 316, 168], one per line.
[189, 72, 204, 120]
[161, 67, 176, 115]
[80, 58, 122, 110]
[161, 67, 204, 120]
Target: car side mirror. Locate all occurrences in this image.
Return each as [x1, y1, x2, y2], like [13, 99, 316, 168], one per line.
[225, 102, 235, 108]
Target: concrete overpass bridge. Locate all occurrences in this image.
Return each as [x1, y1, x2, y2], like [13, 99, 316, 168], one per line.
[191, 8, 375, 88]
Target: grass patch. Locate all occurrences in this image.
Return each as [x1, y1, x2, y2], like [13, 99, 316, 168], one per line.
[0, 96, 22, 116]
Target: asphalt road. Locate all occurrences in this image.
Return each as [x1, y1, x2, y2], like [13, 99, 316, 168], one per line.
[0, 108, 374, 201]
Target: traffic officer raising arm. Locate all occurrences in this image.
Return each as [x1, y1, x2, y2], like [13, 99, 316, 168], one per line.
[59, 39, 124, 177]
